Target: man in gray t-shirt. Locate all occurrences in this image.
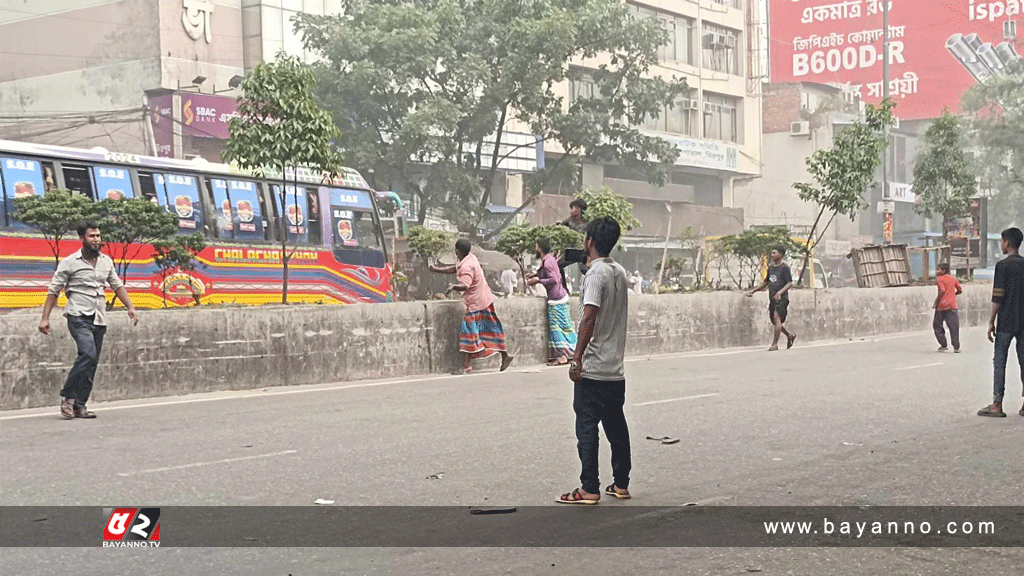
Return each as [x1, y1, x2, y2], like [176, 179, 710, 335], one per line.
[557, 217, 632, 505]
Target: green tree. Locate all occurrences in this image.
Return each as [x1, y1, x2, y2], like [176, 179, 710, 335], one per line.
[912, 111, 978, 237]
[794, 98, 895, 285]
[406, 226, 453, 264]
[222, 54, 344, 304]
[12, 188, 101, 269]
[151, 233, 209, 307]
[716, 226, 801, 290]
[496, 223, 583, 286]
[295, 0, 685, 236]
[576, 187, 641, 233]
[961, 63, 1024, 230]
[98, 197, 178, 305]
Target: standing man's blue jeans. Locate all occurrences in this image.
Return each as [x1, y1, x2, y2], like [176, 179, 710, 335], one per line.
[60, 314, 106, 407]
[993, 331, 1024, 403]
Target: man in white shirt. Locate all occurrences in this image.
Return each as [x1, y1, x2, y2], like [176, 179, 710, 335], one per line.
[557, 216, 632, 505]
[500, 268, 518, 297]
[40, 222, 138, 419]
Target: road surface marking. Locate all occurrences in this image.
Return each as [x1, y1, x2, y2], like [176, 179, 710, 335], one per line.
[892, 362, 944, 371]
[634, 393, 720, 407]
[117, 450, 298, 477]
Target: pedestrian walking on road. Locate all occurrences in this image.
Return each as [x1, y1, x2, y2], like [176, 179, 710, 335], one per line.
[527, 237, 577, 366]
[978, 227, 1024, 418]
[429, 239, 514, 375]
[933, 262, 963, 353]
[746, 247, 796, 351]
[557, 217, 632, 505]
[39, 222, 139, 419]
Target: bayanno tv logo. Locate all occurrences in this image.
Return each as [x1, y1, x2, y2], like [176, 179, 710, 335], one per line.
[102, 508, 161, 548]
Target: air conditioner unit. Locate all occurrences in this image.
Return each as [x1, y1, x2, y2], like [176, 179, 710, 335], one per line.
[717, 34, 728, 46]
[725, 35, 737, 48]
[1005, 19, 1017, 40]
[704, 102, 715, 114]
[892, 117, 901, 130]
[790, 121, 811, 136]
[703, 33, 716, 48]
[689, 99, 700, 110]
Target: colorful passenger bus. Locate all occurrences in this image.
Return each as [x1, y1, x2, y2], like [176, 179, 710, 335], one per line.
[0, 139, 393, 308]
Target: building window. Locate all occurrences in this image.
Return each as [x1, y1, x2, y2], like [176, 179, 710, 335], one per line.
[702, 93, 738, 143]
[889, 135, 908, 183]
[710, 0, 743, 9]
[638, 94, 697, 137]
[701, 23, 740, 76]
[569, 73, 597, 104]
[628, 3, 694, 66]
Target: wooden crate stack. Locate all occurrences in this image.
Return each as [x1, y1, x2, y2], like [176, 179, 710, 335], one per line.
[851, 244, 912, 288]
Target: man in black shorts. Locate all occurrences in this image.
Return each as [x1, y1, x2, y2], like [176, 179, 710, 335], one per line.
[746, 247, 796, 351]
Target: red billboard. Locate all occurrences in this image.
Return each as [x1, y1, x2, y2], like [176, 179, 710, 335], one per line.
[769, 0, 1024, 119]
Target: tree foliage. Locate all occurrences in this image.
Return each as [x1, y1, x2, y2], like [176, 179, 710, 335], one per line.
[714, 226, 802, 290]
[911, 111, 977, 225]
[406, 226, 453, 264]
[961, 62, 1024, 230]
[295, 0, 685, 235]
[151, 233, 209, 307]
[576, 186, 641, 233]
[794, 98, 895, 285]
[222, 53, 344, 304]
[12, 188, 102, 269]
[495, 222, 583, 285]
[98, 197, 179, 303]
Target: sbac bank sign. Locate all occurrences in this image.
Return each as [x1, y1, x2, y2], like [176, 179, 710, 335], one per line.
[102, 508, 161, 548]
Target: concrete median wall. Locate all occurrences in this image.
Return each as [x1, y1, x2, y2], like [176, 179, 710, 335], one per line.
[0, 285, 993, 410]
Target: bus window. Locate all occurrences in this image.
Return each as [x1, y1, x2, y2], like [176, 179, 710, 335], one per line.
[61, 164, 96, 200]
[92, 166, 134, 200]
[1, 156, 45, 227]
[208, 178, 235, 239]
[162, 173, 202, 233]
[43, 164, 56, 191]
[225, 179, 265, 241]
[307, 191, 322, 246]
[272, 185, 311, 244]
[138, 171, 166, 207]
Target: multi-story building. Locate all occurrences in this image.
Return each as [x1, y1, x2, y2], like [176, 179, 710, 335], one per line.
[528, 0, 762, 275]
[0, 1, 340, 161]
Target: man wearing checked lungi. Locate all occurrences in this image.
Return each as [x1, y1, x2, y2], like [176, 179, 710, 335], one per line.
[430, 239, 515, 375]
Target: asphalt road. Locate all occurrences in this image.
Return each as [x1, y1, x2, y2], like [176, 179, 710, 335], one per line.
[1, 326, 1022, 575]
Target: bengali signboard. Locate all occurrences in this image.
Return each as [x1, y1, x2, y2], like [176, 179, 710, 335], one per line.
[671, 137, 740, 171]
[768, 0, 1024, 119]
[149, 95, 174, 158]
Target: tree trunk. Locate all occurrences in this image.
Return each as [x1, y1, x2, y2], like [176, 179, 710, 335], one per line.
[797, 205, 828, 286]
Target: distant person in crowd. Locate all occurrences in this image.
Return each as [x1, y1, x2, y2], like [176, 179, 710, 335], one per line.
[557, 217, 631, 505]
[978, 227, 1024, 418]
[39, 222, 139, 419]
[527, 237, 577, 366]
[429, 239, 514, 375]
[500, 268, 518, 297]
[629, 270, 643, 295]
[746, 247, 796, 351]
[933, 262, 963, 353]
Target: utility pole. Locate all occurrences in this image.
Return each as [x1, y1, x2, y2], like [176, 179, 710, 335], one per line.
[881, 0, 893, 245]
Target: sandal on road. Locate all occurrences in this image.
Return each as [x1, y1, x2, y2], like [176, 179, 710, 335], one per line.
[451, 367, 473, 376]
[1019, 407, 1024, 417]
[787, 334, 797, 349]
[768, 346, 779, 352]
[605, 484, 631, 500]
[977, 405, 1006, 418]
[556, 488, 599, 505]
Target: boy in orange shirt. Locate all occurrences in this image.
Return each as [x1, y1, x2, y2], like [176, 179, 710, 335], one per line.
[934, 262, 963, 352]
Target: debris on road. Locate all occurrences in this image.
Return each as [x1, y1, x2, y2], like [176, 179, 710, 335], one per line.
[313, 499, 335, 505]
[646, 436, 679, 445]
[427, 472, 445, 480]
[469, 506, 517, 515]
